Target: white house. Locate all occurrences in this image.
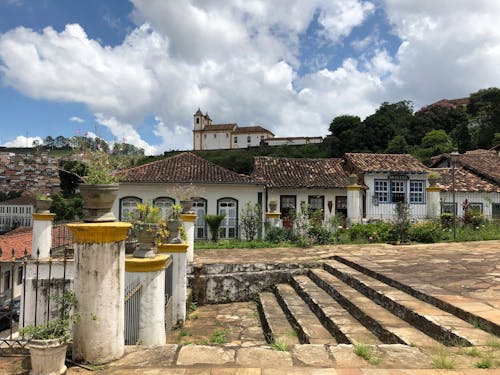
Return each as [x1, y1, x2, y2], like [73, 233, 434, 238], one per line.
[431, 151, 500, 219]
[115, 152, 264, 240]
[0, 196, 35, 233]
[192, 109, 275, 150]
[344, 153, 431, 221]
[252, 156, 349, 227]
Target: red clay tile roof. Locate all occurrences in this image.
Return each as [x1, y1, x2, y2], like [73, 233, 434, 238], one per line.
[345, 153, 428, 173]
[119, 152, 257, 184]
[0, 227, 32, 260]
[433, 168, 500, 193]
[233, 126, 274, 136]
[252, 156, 349, 188]
[430, 153, 500, 184]
[201, 124, 237, 131]
[0, 196, 36, 206]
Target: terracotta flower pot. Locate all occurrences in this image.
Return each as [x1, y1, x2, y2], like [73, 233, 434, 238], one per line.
[79, 184, 119, 222]
[29, 338, 67, 375]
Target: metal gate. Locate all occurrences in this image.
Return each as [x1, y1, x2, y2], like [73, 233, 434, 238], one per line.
[124, 281, 142, 345]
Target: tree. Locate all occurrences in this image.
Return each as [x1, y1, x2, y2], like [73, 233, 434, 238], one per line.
[58, 160, 85, 195]
[385, 135, 409, 154]
[467, 87, 500, 149]
[239, 202, 262, 241]
[415, 129, 454, 163]
[44, 136, 55, 150]
[204, 214, 225, 242]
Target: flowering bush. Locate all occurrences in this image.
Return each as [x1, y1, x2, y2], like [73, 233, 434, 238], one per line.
[408, 221, 442, 243]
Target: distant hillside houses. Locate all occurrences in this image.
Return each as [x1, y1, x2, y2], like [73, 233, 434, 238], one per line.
[0, 150, 60, 195]
[192, 109, 323, 150]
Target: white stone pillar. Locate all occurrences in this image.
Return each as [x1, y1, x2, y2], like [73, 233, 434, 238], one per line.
[158, 244, 188, 325]
[31, 213, 56, 259]
[347, 185, 363, 224]
[67, 222, 131, 365]
[426, 186, 441, 218]
[180, 213, 196, 263]
[125, 254, 170, 346]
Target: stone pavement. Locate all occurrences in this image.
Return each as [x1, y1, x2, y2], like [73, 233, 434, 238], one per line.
[1, 241, 499, 374]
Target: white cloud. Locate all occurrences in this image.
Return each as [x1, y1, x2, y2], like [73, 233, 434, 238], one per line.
[69, 116, 84, 123]
[1, 0, 500, 154]
[2, 135, 43, 147]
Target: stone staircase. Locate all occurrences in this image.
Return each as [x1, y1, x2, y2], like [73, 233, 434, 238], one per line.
[257, 257, 495, 347]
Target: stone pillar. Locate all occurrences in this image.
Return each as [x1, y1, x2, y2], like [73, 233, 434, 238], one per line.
[265, 212, 281, 228]
[426, 186, 441, 218]
[67, 222, 131, 365]
[347, 185, 363, 224]
[125, 254, 170, 346]
[180, 213, 196, 263]
[158, 243, 188, 325]
[31, 213, 56, 259]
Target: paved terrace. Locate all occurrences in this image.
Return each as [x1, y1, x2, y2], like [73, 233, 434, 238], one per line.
[1, 240, 499, 374]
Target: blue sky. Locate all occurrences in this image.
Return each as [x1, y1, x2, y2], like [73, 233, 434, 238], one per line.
[1, 0, 499, 154]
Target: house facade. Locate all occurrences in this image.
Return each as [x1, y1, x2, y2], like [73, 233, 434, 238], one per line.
[192, 109, 275, 150]
[431, 151, 500, 219]
[344, 153, 431, 221]
[252, 156, 349, 227]
[0, 196, 36, 233]
[115, 152, 264, 240]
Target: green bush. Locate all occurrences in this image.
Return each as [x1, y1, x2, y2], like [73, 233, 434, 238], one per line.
[307, 225, 333, 245]
[440, 213, 455, 229]
[408, 221, 442, 243]
[348, 221, 396, 243]
[265, 227, 296, 243]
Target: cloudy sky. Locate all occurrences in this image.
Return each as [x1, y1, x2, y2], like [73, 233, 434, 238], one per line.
[1, 0, 499, 154]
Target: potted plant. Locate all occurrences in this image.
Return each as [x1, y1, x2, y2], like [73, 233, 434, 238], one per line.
[78, 151, 119, 222]
[204, 214, 225, 242]
[165, 184, 203, 213]
[20, 291, 77, 375]
[166, 204, 183, 243]
[268, 199, 278, 212]
[427, 171, 441, 187]
[129, 201, 168, 258]
[33, 191, 52, 213]
[348, 173, 358, 185]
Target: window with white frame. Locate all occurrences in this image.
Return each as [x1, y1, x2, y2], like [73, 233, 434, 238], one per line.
[153, 197, 175, 220]
[247, 136, 251, 143]
[3, 270, 11, 292]
[120, 197, 141, 221]
[441, 202, 457, 214]
[17, 266, 23, 285]
[391, 180, 405, 203]
[469, 202, 483, 213]
[409, 180, 425, 203]
[374, 180, 389, 203]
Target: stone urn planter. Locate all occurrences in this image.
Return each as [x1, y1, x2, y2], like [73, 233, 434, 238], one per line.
[166, 220, 183, 243]
[133, 223, 159, 258]
[35, 199, 52, 214]
[28, 338, 67, 375]
[79, 184, 119, 222]
[180, 200, 194, 213]
[268, 200, 278, 212]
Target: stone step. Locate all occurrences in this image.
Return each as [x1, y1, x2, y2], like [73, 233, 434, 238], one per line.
[291, 274, 380, 345]
[334, 255, 500, 337]
[310, 269, 437, 347]
[274, 283, 336, 345]
[257, 292, 300, 346]
[324, 259, 491, 346]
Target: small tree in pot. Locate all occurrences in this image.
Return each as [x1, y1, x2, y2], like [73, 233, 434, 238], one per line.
[129, 201, 168, 258]
[20, 291, 78, 375]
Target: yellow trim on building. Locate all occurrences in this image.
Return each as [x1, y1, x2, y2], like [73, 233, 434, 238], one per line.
[426, 186, 441, 192]
[125, 254, 171, 273]
[157, 243, 189, 253]
[67, 222, 132, 243]
[32, 213, 56, 221]
[347, 185, 362, 191]
[265, 212, 281, 219]
[180, 213, 197, 222]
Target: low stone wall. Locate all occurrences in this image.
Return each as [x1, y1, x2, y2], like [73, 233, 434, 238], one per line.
[189, 261, 322, 304]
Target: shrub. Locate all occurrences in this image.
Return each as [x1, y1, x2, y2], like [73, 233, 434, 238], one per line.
[204, 214, 225, 242]
[408, 221, 442, 243]
[440, 213, 455, 229]
[393, 202, 411, 243]
[307, 225, 333, 245]
[348, 221, 395, 243]
[240, 202, 262, 241]
[265, 227, 295, 243]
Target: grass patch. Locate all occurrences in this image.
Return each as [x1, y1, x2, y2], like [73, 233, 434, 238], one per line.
[287, 330, 298, 337]
[270, 339, 291, 352]
[210, 329, 229, 344]
[464, 347, 482, 357]
[176, 328, 191, 343]
[431, 347, 455, 369]
[487, 335, 500, 349]
[474, 356, 493, 369]
[353, 343, 382, 365]
[188, 301, 197, 313]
